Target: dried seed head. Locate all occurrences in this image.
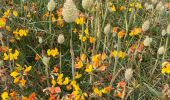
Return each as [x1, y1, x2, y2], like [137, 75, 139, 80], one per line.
[47, 0, 56, 12]
[158, 46, 165, 55]
[167, 24, 170, 35]
[82, 0, 93, 10]
[156, 2, 164, 11]
[161, 29, 166, 36]
[38, 37, 43, 44]
[151, 0, 157, 4]
[143, 36, 152, 46]
[142, 20, 150, 32]
[145, 4, 154, 10]
[58, 34, 65, 44]
[104, 23, 111, 35]
[62, 0, 79, 23]
[42, 56, 50, 66]
[125, 68, 133, 81]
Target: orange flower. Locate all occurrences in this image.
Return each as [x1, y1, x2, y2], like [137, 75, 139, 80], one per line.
[89, 37, 95, 44]
[118, 30, 125, 38]
[28, 92, 36, 100]
[57, 8, 63, 17]
[113, 27, 118, 33]
[34, 54, 40, 61]
[166, 2, 170, 9]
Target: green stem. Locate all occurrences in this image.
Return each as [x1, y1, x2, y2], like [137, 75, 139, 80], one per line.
[70, 24, 75, 80]
[60, 45, 62, 73]
[162, 35, 169, 61]
[110, 37, 121, 87]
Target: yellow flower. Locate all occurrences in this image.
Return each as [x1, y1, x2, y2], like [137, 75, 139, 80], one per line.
[51, 79, 56, 87]
[93, 87, 102, 97]
[75, 17, 85, 25]
[111, 50, 125, 59]
[80, 53, 86, 61]
[1, 92, 9, 100]
[84, 28, 89, 36]
[75, 72, 82, 79]
[75, 60, 83, 69]
[118, 51, 126, 59]
[109, 5, 116, 12]
[85, 64, 93, 73]
[10, 71, 20, 78]
[18, 29, 29, 37]
[14, 77, 20, 83]
[4, 49, 20, 61]
[0, 17, 6, 28]
[130, 3, 134, 7]
[24, 66, 32, 73]
[20, 78, 26, 87]
[13, 50, 20, 60]
[3, 9, 10, 18]
[13, 10, 18, 17]
[57, 16, 64, 27]
[6, 26, 11, 31]
[129, 28, 142, 36]
[47, 48, 59, 57]
[135, 3, 142, 9]
[119, 6, 125, 11]
[52, 16, 56, 23]
[3, 53, 8, 60]
[70, 80, 77, 86]
[161, 61, 170, 74]
[63, 77, 69, 85]
[13, 28, 29, 38]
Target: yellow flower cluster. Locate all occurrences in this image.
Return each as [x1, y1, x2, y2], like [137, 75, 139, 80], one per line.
[79, 28, 95, 43]
[3, 49, 19, 61]
[47, 48, 59, 57]
[129, 2, 142, 11]
[161, 61, 170, 74]
[10, 64, 32, 87]
[93, 87, 111, 97]
[71, 80, 87, 100]
[129, 28, 142, 36]
[110, 50, 126, 59]
[13, 28, 29, 38]
[108, 2, 116, 12]
[51, 73, 70, 86]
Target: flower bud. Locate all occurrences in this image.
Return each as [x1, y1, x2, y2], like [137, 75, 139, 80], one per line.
[47, 0, 56, 12]
[143, 36, 152, 46]
[62, 0, 79, 23]
[82, 0, 93, 10]
[58, 34, 65, 44]
[142, 20, 150, 32]
[158, 46, 165, 55]
[125, 68, 133, 81]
